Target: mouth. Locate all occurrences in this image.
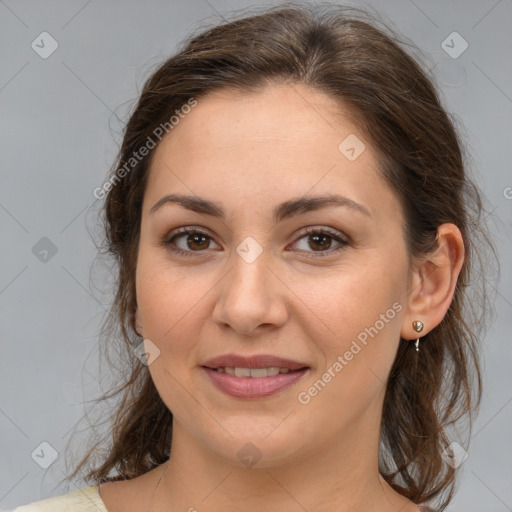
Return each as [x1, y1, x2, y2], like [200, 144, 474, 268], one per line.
[201, 354, 310, 398]
[202, 354, 308, 372]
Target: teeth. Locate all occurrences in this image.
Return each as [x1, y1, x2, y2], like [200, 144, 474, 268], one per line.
[217, 367, 293, 378]
[234, 367, 251, 378]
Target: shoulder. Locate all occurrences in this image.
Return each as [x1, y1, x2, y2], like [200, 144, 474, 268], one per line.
[11, 485, 107, 512]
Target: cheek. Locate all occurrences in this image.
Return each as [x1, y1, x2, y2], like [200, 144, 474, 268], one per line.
[292, 270, 404, 434]
[135, 249, 219, 377]
[291, 265, 407, 427]
[291, 261, 405, 356]
[135, 258, 206, 415]
[136, 245, 203, 331]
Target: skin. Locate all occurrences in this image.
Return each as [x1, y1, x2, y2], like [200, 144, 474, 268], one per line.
[99, 83, 465, 512]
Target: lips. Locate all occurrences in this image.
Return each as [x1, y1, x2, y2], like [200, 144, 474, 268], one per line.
[201, 353, 310, 399]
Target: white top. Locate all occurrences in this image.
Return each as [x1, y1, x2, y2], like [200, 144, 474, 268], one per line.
[11, 485, 108, 512]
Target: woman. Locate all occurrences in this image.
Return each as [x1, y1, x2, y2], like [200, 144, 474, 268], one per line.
[14, 3, 495, 511]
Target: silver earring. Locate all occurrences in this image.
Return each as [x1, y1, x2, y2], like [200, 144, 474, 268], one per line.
[412, 320, 424, 352]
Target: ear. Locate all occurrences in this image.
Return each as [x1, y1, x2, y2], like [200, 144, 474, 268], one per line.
[401, 223, 465, 341]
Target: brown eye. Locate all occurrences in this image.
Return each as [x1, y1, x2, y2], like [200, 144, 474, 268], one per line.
[307, 233, 333, 251]
[290, 227, 349, 258]
[162, 227, 220, 256]
[184, 233, 210, 251]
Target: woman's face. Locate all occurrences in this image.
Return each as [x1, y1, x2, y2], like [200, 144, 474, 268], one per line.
[135, 83, 413, 467]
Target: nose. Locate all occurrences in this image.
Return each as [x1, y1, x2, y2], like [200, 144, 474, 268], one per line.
[211, 244, 289, 336]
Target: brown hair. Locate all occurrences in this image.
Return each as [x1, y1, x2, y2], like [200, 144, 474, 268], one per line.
[65, 3, 498, 510]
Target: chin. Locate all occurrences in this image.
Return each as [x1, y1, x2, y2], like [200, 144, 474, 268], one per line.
[201, 418, 309, 469]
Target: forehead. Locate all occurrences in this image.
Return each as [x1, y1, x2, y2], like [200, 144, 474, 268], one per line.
[158, 83, 358, 157]
[144, 83, 400, 225]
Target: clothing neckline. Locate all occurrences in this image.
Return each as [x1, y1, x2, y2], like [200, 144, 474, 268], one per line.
[86, 484, 109, 512]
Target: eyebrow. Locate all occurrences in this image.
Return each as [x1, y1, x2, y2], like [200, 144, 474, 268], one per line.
[149, 193, 371, 221]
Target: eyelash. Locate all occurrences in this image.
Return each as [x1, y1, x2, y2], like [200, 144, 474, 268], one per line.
[161, 226, 349, 259]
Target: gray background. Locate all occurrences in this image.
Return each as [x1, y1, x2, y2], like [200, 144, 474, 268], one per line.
[1, 0, 511, 510]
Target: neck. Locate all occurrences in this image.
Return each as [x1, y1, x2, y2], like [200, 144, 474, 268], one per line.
[151, 416, 418, 512]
